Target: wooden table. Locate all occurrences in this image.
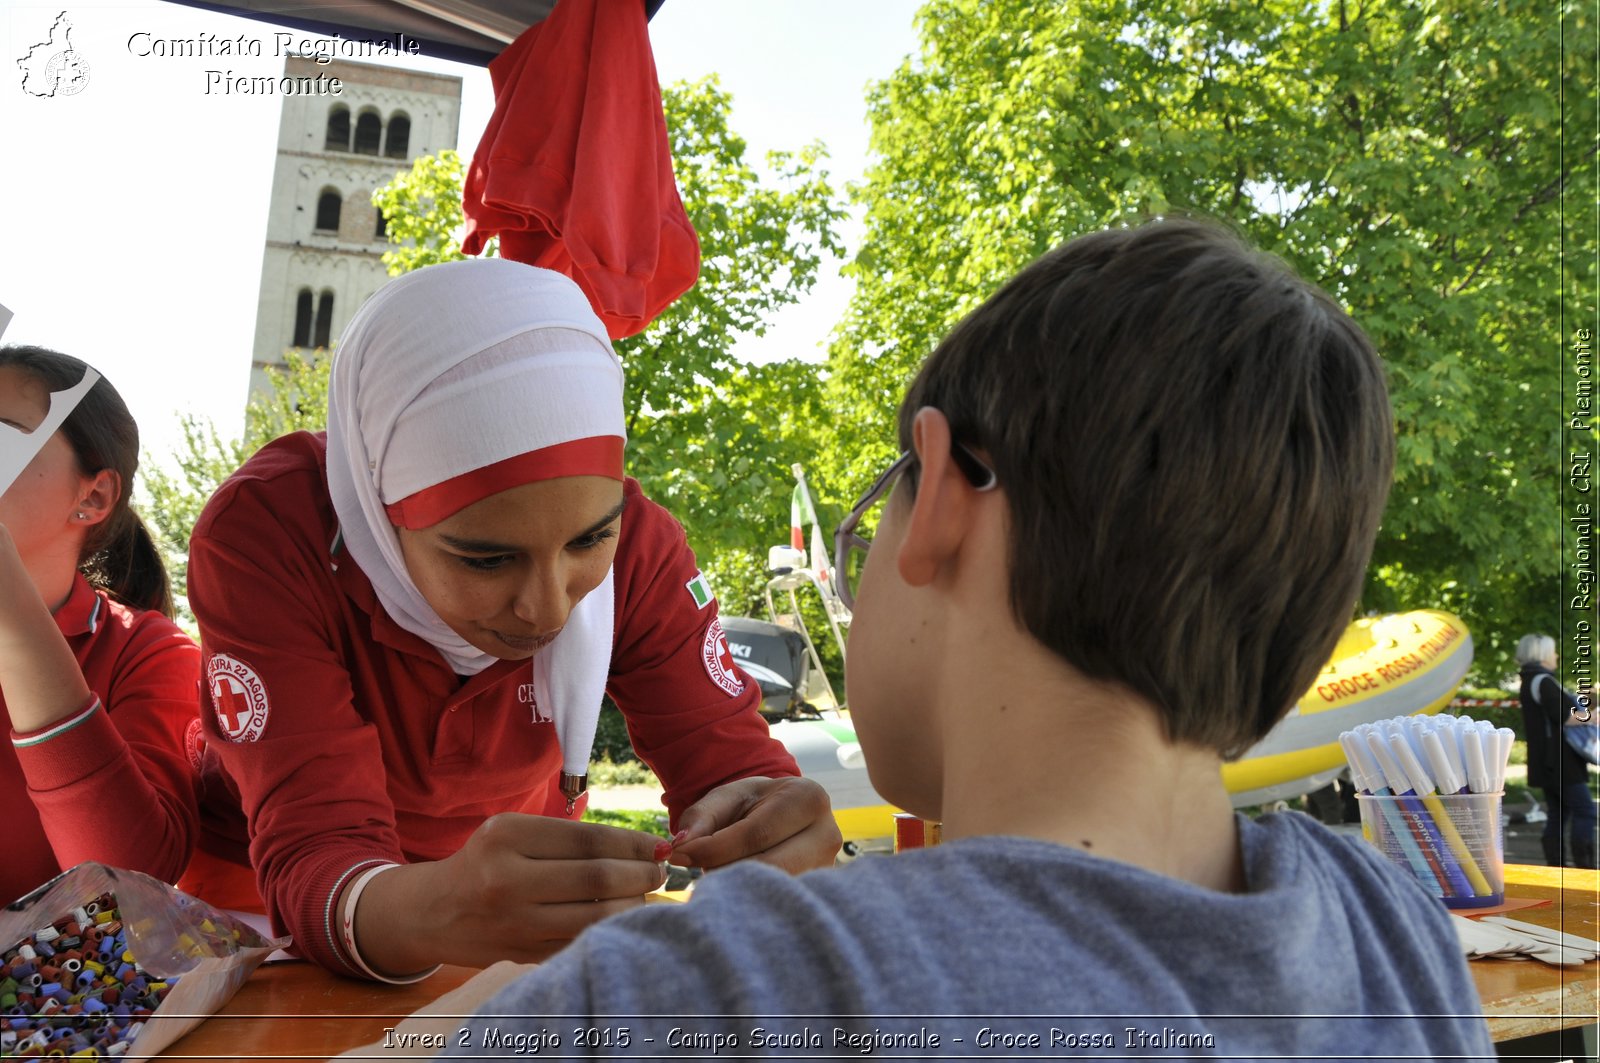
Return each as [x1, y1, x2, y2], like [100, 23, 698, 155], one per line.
[158, 961, 481, 1060]
[1472, 863, 1599, 1042]
[157, 865, 1598, 1060]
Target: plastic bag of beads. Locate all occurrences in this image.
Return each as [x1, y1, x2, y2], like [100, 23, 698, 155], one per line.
[0, 861, 287, 1059]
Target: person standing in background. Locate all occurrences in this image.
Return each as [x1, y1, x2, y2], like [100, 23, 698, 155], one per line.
[1517, 633, 1596, 869]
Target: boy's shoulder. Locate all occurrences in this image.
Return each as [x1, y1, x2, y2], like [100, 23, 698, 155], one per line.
[462, 820, 1489, 1058]
[584, 818, 1459, 970]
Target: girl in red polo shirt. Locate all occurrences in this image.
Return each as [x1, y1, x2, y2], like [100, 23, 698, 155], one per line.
[185, 259, 838, 981]
[0, 346, 201, 904]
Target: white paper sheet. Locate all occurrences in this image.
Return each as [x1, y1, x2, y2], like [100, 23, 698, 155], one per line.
[0, 366, 99, 498]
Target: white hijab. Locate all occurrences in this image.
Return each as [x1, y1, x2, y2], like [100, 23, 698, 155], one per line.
[326, 258, 624, 800]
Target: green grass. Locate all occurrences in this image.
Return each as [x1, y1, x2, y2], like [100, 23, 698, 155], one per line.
[580, 807, 669, 835]
[586, 756, 660, 788]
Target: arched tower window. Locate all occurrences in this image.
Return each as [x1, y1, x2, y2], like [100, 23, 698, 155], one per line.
[315, 188, 341, 232]
[324, 106, 350, 152]
[314, 291, 335, 348]
[384, 113, 411, 159]
[354, 111, 382, 156]
[375, 209, 388, 240]
[292, 288, 314, 347]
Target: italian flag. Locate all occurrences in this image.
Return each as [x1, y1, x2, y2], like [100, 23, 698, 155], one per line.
[791, 478, 831, 587]
[790, 482, 816, 552]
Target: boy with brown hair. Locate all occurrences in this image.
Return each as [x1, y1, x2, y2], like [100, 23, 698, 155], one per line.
[440, 218, 1494, 1059]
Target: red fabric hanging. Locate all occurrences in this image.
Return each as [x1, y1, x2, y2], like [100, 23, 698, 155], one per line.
[462, 0, 700, 340]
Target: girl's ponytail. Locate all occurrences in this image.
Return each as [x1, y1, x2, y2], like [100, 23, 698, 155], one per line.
[83, 508, 175, 618]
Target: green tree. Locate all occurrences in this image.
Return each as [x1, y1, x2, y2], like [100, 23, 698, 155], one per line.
[371, 150, 496, 274]
[139, 349, 332, 622]
[823, 0, 1595, 684]
[372, 75, 846, 609]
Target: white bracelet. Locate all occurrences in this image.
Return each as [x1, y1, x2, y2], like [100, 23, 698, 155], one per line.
[338, 863, 438, 984]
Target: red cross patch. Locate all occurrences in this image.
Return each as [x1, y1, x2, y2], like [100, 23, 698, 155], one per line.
[206, 653, 271, 742]
[701, 618, 745, 697]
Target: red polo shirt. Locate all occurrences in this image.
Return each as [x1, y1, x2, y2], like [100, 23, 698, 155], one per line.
[3, 574, 201, 904]
[187, 432, 797, 975]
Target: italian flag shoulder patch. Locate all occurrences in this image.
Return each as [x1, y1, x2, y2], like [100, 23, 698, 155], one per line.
[686, 572, 714, 610]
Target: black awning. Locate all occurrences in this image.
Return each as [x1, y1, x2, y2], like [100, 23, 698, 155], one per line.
[161, 0, 665, 66]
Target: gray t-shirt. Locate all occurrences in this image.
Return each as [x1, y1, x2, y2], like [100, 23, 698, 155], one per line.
[441, 812, 1494, 1060]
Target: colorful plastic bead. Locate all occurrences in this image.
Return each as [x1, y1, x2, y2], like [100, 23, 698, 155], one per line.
[0, 894, 182, 1059]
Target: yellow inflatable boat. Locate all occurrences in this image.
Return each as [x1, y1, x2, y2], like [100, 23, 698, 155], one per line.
[1222, 610, 1473, 807]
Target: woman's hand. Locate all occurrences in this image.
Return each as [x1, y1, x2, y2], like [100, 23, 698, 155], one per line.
[351, 814, 667, 974]
[670, 776, 841, 874]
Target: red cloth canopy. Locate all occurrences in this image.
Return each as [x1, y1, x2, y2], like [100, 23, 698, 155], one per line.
[462, 0, 700, 339]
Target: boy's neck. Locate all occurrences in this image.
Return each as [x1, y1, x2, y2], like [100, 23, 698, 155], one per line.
[933, 641, 1247, 895]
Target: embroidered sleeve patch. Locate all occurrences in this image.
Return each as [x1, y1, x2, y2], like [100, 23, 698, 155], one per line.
[686, 571, 714, 610]
[701, 618, 745, 697]
[206, 653, 272, 742]
[184, 716, 207, 772]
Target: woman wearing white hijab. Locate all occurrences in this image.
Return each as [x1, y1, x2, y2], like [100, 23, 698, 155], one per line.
[185, 259, 838, 981]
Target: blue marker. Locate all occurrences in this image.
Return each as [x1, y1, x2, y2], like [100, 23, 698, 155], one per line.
[1366, 729, 1473, 899]
[1341, 730, 1443, 897]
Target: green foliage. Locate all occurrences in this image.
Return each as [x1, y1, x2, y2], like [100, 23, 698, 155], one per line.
[616, 79, 845, 442]
[591, 700, 636, 764]
[137, 415, 248, 614]
[370, 150, 497, 273]
[824, 0, 1596, 685]
[586, 755, 661, 790]
[1457, 685, 1518, 703]
[139, 349, 334, 623]
[372, 75, 846, 593]
[794, 591, 847, 700]
[699, 545, 773, 623]
[1440, 700, 1523, 735]
[240, 347, 332, 448]
[580, 807, 667, 834]
[629, 358, 833, 561]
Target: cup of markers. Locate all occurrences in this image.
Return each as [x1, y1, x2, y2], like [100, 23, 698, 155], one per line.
[1341, 715, 1511, 910]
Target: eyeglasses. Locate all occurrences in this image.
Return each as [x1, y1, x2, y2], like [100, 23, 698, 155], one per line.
[833, 440, 997, 611]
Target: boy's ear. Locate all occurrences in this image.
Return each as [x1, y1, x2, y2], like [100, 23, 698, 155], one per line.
[75, 469, 120, 527]
[897, 407, 978, 589]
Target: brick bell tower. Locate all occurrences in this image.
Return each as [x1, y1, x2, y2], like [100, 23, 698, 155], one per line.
[248, 56, 462, 401]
